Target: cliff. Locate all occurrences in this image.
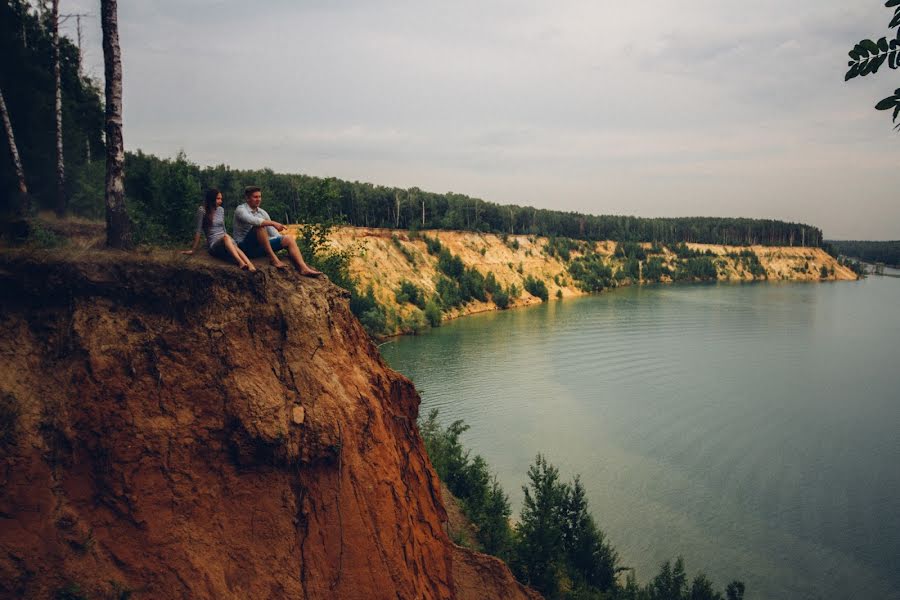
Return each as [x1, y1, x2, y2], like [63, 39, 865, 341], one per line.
[309, 227, 855, 333]
[0, 251, 539, 600]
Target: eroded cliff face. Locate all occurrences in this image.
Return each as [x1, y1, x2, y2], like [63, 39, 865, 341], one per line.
[0, 252, 538, 600]
[305, 227, 856, 334]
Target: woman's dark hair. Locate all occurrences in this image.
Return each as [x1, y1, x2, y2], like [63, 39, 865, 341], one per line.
[202, 188, 220, 231]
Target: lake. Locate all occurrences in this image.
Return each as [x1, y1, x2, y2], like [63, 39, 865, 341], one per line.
[381, 277, 900, 600]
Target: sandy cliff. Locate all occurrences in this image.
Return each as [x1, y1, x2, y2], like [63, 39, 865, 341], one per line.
[311, 227, 855, 332]
[0, 252, 539, 600]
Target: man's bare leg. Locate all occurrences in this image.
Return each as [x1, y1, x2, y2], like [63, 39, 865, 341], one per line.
[280, 236, 323, 277]
[255, 227, 288, 268]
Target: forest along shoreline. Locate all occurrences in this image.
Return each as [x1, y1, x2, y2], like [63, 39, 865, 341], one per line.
[285, 225, 858, 338]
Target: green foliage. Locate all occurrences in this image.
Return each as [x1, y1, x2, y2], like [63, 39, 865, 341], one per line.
[0, 1, 104, 214]
[485, 271, 501, 295]
[669, 243, 702, 259]
[398, 308, 428, 335]
[513, 455, 618, 599]
[351, 285, 390, 337]
[424, 299, 443, 327]
[419, 410, 513, 558]
[673, 258, 718, 282]
[569, 255, 614, 292]
[523, 276, 549, 302]
[392, 234, 417, 265]
[419, 418, 746, 600]
[616, 241, 647, 261]
[424, 235, 443, 255]
[438, 248, 465, 278]
[726, 249, 767, 279]
[820, 264, 830, 279]
[619, 258, 641, 282]
[844, 1, 900, 128]
[514, 455, 567, 597]
[643, 257, 671, 283]
[69, 161, 106, 219]
[436, 276, 463, 309]
[493, 288, 511, 309]
[123, 151, 202, 245]
[395, 280, 427, 309]
[827, 239, 900, 266]
[545, 236, 583, 262]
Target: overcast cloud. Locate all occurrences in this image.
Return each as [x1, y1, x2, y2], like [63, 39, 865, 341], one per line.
[64, 0, 898, 239]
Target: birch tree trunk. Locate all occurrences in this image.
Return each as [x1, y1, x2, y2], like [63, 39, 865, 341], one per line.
[101, 0, 133, 248]
[52, 0, 66, 217]
[0, 86, 30, 215]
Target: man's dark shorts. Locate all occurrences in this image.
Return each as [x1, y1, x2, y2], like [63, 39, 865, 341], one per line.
[238, 232, 284, 258]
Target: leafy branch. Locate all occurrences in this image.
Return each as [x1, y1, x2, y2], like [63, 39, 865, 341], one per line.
[845, 0, 900, 128]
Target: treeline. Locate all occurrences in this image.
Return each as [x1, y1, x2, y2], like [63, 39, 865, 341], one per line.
[826, 240, 900, 266]
[420, 411, 746, 600]
[65, 151, 824, 248]
[0, 0, 104, 212]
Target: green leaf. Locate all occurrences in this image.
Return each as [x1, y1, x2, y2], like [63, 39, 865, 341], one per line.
[893, 105, 900, 121]
[874, 97, 896, 110]
[878, 37, 889, 52]
[891, 11, 900, 28]
[845, 63, 861, 81]
[886, 0, 900, 7]
[861, 39, 880, 54]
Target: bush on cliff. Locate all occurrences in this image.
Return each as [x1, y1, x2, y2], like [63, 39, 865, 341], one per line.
[568, 256, 613, 292]
[523, 276, 549, 302]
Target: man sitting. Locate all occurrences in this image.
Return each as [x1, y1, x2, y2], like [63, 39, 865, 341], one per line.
[233, 186, 322, 276]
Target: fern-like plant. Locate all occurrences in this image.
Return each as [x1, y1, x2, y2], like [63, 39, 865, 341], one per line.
[845, 0, 900, 128]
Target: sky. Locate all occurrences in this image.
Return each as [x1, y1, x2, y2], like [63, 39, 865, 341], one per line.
[63, 0, 899, 240]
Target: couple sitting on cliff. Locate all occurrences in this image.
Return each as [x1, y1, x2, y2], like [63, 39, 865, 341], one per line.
[183, 186, 322, 276]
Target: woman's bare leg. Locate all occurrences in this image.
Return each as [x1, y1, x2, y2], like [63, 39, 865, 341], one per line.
[222, 236, 251, 270]
[235, 245, 256, 272]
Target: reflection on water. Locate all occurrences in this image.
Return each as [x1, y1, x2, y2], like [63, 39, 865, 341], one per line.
[382, 279, 900, 600]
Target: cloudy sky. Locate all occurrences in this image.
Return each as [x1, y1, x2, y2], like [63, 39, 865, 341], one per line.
[65, 0, 898, 239]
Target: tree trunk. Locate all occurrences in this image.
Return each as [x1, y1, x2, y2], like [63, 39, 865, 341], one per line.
[52, 0, 66, 217]
[101, 0, 133, 248]
[0, 86, 29, 215]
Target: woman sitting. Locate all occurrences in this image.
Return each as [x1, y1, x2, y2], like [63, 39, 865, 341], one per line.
[182, 188, 256, 271]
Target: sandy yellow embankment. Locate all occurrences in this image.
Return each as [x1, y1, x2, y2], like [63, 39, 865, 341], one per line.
[287, 226, 855, 333]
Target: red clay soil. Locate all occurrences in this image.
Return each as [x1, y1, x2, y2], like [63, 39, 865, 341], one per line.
[0, 250, 539, 600]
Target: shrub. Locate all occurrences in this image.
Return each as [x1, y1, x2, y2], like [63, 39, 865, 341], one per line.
[424, 235, 443, 255]
[523, 276, 549, 301]
[436, 276, 463, 309]
[616, 241, 646, 261]
[395, 280, 427, 309]
[568, 255, 613, 292]
[484, 272, 501, 295]
[424, 300, 443, 327]
[643, 256, 670, 282]
[493, 289, 510, 309]
[673, 257, 718, 282]
[399, 309, 428, 335]
[437, 249, 464, 278]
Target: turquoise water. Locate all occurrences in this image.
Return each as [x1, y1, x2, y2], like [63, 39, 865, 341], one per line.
[381, 278, 900, 600]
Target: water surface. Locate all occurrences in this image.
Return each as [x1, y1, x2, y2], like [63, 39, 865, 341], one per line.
[382, 278, 900, 600]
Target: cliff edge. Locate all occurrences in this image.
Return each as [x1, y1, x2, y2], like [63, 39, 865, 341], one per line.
[0, 251, 538, 600]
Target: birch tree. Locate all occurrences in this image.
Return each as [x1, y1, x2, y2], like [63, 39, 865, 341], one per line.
[51, 0, 66, 216]
[101, 0, 133, 248]
[0, 87, 30, 215]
